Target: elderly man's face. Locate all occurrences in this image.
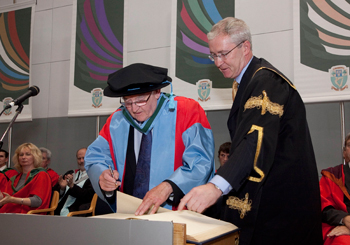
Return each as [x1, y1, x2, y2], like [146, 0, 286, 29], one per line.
[123, 90, 161, 122]
[208, 34, 247, 79]
[41, 152, 50, 169]
[77, 148, 86, 171]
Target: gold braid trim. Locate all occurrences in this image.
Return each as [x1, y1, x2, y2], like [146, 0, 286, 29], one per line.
[226, 193, 252, 219]
[244, 90, 284, 117]
[252, 67, 296, 90]
[247, 125, 265, 182]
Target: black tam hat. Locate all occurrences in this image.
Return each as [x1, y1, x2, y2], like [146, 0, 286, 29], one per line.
[104, 63, 172, 97]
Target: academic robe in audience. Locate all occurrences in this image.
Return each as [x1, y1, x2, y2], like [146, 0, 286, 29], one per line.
[320, 164, 350, 245]
[0, 168, 52, 214]
[2, 168, 18, 179]
[0, 172, 7, 192]
[46, 168, 59, 187]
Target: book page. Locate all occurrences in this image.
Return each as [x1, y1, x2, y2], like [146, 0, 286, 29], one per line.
[94, 192, 238, 242]
[116, 191, 171, 214]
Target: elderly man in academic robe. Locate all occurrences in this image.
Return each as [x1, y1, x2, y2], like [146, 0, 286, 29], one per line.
[85, 63, 215, 215]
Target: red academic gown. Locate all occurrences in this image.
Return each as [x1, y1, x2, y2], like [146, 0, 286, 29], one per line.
[3, 168, 18, 179]
[46, 168, 59, 187]
[320, 164, 350, 245]
[0, 168, 52, 214]
[0, 172, 7, 192]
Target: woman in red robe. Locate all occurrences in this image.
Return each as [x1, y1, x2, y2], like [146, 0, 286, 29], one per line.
[0, 143, 51, 214]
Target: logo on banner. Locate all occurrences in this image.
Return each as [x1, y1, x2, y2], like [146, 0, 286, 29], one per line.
[2, 97, 13, 116]
[329, 65, 348, 91]
[197, 79, 211, 102]
[91, 88, 103, 108]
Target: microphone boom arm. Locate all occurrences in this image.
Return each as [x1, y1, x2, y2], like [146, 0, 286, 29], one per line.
[0, 104, 24, 150]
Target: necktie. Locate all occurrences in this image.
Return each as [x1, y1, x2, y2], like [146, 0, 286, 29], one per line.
[133, 131, 152, 199]
[232, 80, 238, 101]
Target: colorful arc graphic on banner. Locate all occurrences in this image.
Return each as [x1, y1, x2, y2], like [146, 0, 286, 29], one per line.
[0, 7, 31, 102]
[74, 0, 124, 92]
[176, 0, 235, 88]
[300, 0, 350, 72]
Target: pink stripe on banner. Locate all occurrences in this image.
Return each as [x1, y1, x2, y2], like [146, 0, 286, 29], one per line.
[84, 0, 122, 58]
[181, 31, 209, 54]
[180, 2, 208, 43]
[80, 41, 121, 69]
[89, 72, 108, 81]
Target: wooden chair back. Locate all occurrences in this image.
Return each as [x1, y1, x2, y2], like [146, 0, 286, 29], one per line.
[27, 190, 59, 215]
[67, 193, 98, 217]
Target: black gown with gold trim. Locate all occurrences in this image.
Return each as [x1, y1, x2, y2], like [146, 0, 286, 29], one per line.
[217, 56, 323, 245]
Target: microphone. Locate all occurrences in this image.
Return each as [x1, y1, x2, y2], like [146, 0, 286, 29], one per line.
[6, 86, 40, 108]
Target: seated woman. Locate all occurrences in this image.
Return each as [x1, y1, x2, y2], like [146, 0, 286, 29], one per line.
[0, 143, 52, 214]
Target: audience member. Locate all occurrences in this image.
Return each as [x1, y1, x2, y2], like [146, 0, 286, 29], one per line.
[53, 147, 95, 216]
[0, 143, 52, 214]
[85, 63, 215, 215]
[0, 149, 9, 171]
[40, 147, 59, 186]
[178, 17, 322, 244]
[0, 149, 17, 179]
[218, 142, 231, 167]
[320, 133, 350, 244]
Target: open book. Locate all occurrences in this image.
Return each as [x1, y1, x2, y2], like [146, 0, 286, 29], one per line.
[92, 191, 239, 243]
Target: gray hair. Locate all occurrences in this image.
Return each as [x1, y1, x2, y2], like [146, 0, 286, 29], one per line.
[40, 147, 52, 159]
[207, 17, 252, 50]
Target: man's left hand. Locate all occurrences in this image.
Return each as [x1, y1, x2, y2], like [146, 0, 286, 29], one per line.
[135, 182, 173, 216]
[178, 183, 222, 213]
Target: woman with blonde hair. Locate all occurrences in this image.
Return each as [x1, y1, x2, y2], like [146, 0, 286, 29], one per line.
[0, 143, 52, 214]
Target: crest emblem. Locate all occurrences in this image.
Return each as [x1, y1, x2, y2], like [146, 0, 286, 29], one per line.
[91, 88, 103, 108]
[2, 97, 13, 116]
[196, 79, 211, 102]
[329, 65, 348, 91]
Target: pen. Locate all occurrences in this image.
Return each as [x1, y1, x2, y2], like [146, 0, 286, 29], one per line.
[109, 165, 120, 187]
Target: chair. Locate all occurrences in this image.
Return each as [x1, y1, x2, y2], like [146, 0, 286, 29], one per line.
[27, 190, 59, 215]
[67, 193, 98, 217]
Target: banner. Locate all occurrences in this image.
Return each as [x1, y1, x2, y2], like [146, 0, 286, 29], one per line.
[170, 0, 235, 110]
[0, 3, 34, 122]
[293, 0, 350, 103]
[68, 0, 124, 116]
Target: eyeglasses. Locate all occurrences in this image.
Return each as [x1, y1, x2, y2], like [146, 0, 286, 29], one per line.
[208, 40, 246, 62]
[120, 92, 152, 108]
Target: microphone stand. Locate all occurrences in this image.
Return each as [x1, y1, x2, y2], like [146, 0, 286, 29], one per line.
[0, 104, 24, 150]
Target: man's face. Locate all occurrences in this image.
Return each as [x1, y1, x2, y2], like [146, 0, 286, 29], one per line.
[123, 90, 161, 122]
[208, 34, 246, 79]
[0, 152, 8, 168]
[218, 151, 229, 167]
[77, 149, 86, 171]
[41, 152, 50, 169]
[344, 139, 350, 163]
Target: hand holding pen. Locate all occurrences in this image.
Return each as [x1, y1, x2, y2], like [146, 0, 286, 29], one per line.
[99, 165, 121, 191]
[109, 165, 121, 188]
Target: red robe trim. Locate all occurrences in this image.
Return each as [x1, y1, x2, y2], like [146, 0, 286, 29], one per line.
[47, 168, 59, 187]
[0, 173, 7, 192]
